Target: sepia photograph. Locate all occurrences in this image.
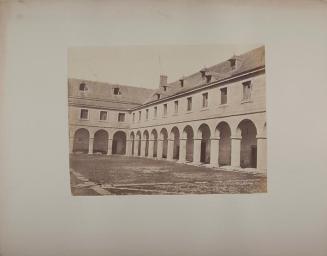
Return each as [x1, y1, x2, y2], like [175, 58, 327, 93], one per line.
[68, 45, 267, 195]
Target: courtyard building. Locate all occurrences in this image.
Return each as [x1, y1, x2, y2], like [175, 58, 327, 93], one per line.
[68, 46, 267, 172]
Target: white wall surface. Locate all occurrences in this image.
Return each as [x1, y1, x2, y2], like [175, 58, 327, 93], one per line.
[0, 1, 327, 256]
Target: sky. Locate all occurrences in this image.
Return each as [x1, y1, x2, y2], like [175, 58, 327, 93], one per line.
[68, 44, 262, 89]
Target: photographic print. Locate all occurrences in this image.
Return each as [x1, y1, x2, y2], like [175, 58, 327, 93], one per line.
[68, 45, 267, 195]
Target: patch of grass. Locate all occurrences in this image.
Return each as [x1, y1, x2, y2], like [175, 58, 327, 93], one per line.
[70, 154, 267, 194]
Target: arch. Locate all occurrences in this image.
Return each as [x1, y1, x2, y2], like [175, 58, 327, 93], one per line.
[112, 131, 126, 155]
[130, 131, 135, 155]
[197, 123, 211, 163]
[183, 125, 194, 162]
[143, 130, 150, 157]
[237, 119, 257, 168]
[170, 127, 180, 160]
[136, 131, 142, 156]
[93, 129, 109, 154]
[151, 129, 158, 157]
[73, 128, 90, 153]
[216, 122, 231, 166]
[160, 128, 168, 158]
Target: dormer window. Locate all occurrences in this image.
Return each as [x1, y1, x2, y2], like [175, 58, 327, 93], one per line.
[229, 58, 236, 68]
[163, 86, 167, 91]
[200, 70, 206, 78]
[79, 82, 88, 91]
[113, 87, 121, 95]
[179, 79, 184, 87]
[206, 75, 212, 83]
[156, 93, 161, 100]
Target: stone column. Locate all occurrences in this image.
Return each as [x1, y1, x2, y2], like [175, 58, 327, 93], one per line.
[157, 140, 163, 159]
[133, 140, 137, 156]
[178, 138, 187, 163]
[148, 139, 154, 158]
[126, 139, 132, 156]
[256, 135, 267, 171]
[107, 138, 113, 155]
[193, 138, 202, 165]
[210, 137, 220, 166]
[141, 139, 146, 157]
[88, 137, 94, 155]
[231, 136, 241, 167]
[69, 137, 74, 153]
[167, 139, 174, 160]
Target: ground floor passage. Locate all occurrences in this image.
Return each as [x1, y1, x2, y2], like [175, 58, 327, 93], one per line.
[70, 119, 267, 171]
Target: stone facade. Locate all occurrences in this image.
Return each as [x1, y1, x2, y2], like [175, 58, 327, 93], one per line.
[68, 46, 267, 171]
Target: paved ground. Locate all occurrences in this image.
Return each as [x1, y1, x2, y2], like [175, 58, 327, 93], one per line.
[70, 154, 267, 195]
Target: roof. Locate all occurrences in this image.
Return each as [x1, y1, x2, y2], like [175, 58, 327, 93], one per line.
[68, 46, 265, 110]
[68, 78, 155, 110]
[143, 46, 265, 104]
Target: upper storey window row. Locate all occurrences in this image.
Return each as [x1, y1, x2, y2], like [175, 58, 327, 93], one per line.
[133, 79, 255, 122]
[78, 109, 127, 122]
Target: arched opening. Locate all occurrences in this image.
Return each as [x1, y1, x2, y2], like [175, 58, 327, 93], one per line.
[160, 128, 168, 158]
[93, 130, 109, 154]
[151, 129, 158, 157]
[216, 122, 231, 166]
[136, 131, 141, 156]
[170, 127, 180, 160]
[198, 124, 211, 164]
[183, 125, 194, 162]
[130, 132, 135, 156]
[143, 130, 149, 157]
[73, 128, 90, 153]
[237, 119, 257, 168]
[112, 131, 126, 155]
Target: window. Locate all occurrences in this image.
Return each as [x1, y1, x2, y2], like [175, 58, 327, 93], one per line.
[163, 104, 167, 116]
[133, 113, 135, 122]
[79, 82, 87, 91]
[100, 111, 107, 120]
[202, 93, 208, 108]
[156, 94, 160, 100]
[118, 113, 125, 122]
[220, 88, 227, 104]
[174, 100, 178, 113]
[80, 109, 88, 119]
[138, 111, 141, 121]
[146, 109, 149, 120]
[154, 106, 157, 118]
[229, 58, 236, 69]
[206, 75, 212, 83]
[163, 86, 167, 92]
[187, 97, 192, 111]
[113, 87, 121, 95]
[180, 79, 184, 87]
[242, 81, 252, 100]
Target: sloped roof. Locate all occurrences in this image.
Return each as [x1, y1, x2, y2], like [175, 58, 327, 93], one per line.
[144, 46, 265, 104]
[68, 78, 155, 110]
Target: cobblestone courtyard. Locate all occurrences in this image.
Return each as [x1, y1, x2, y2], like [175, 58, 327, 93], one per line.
[70, 154, 267, 195]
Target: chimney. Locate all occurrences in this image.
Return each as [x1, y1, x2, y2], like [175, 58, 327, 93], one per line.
[159, 75, 168, 88]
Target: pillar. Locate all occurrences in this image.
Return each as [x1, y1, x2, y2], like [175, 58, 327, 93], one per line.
[178, 138, 187, 163]
[133, 139, 137, 156]
[167, 139, 174, 160]
[148, 139, 154, 158]
[231, 136, 241, 167]
[107, 138, 113, 155]
[210, 137, 220, 166]
[69, 137, 74, 153]
[141, 139, 146, 157]
[88, 137, 94, 154]
[157, 139, 163, 159]
[256, 136, 267, 171]
[193, 138, 202, 164]
[126, 139, 132, 156]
